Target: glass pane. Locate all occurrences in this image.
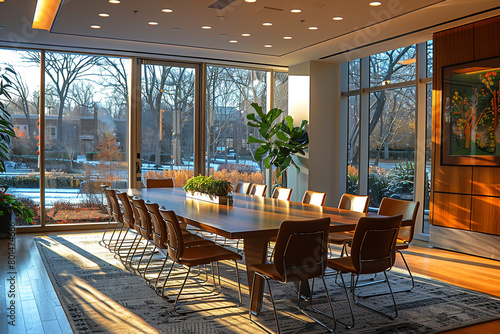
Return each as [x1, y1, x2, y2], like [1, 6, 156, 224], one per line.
[44, 52, 130, 224]
[423, 83, 432, 234]
[205, 66, 267, 186]
[370, 45, 416, 87]
[273, 71, 288, 112]
[427, 40, 433, 78]
[347, 95, 360, 194]
[141, 63, 195, 187]
[349, 59, 360, 91]
[0, 49, 41, 226]
[369, 87, 416, 208]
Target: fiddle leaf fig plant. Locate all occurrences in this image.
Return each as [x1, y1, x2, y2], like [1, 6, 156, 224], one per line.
[0, 67, 17, 173]
[247, 102, 308, 177]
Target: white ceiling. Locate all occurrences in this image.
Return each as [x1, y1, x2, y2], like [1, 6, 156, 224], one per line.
[0, 0, 499, 67]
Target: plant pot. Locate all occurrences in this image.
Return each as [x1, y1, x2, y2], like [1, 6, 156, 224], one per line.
[186, 191, 233, 206]
[0, 210, 14, 239]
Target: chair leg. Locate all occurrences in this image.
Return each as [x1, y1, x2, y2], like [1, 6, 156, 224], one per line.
[100, 216, 113, 248]
[397, 250, 415, 292]
[352, 271, 398, 320]
[249, 272, 281, 334]
[296, 278, 336, 332]
[173, 266, 192, 311]
[335, 272, 355, 329]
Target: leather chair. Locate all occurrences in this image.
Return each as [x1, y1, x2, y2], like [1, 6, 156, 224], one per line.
[159, 208, 242, 312]
[104, 188, 124, 252]
[249, 184, 267, 197]
[234, 181, 253, 194]
[130, 198, 156, 278]
[271, 187, 292, 201]
[328, 194, 370, 256]
[249, 217, 335, 333]
[146, 178, 174, 188]
[327, 214, 403, 326]
[116, 192, 140, 263]
[302, 190, 327, 206]
[378, 197, 420, 293]
[100, 184, 113, 248]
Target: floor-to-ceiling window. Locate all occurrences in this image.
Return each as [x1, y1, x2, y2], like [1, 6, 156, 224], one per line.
[342, 41, 432, 237]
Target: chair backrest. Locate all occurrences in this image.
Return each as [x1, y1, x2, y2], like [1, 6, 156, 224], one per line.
[146, 178, 174, 188]
[145, 202, 167, 249]
[159, 209, 184, 261]
[104, 188, 122, 223]
[378, 198, 420, 244]
[101, 184, 112, 215]
[273, 217, 331, 282]
[271, 187, 293, 201]
[132, 198, 152, 239]
[338, 194, 370, 213]
[350, 215, 403, 275]
[302, 190, 327, 206]
[128, 195, 140, 226]
[250, 184, 267, 197]
[235, 181, 253, 194]
[116, 192, 135, 229]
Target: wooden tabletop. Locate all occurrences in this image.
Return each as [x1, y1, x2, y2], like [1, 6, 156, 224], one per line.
[124, 187, 382, 240]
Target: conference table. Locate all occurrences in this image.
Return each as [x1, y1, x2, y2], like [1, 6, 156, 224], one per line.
[124, 187, 383, 314]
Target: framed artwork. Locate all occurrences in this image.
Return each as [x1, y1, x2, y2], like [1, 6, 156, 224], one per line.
[442, 57, 500, 166]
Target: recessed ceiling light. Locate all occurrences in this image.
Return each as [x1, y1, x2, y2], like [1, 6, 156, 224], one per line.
[264, 44, 272, 48]
[241, 33, 250, 37]
[109, 0, 120, 3]
[148, 21, 159, 25]
[290, 9, 301, 13]
[91, 25, 101, 29]
[99, 13, 110, 17]
[172, 27, 180, 31]
[332, 16, 343, 21]
[162, 8, 173, 13]
[245, 0, 256, 2]
[262, 22, 272, 26]
[308, 26, 318, 30]
[369, 1, 382, 6]
[229, 40, 238, 43]
[283, 36, 292, 40]
[202, 25, 211, 29]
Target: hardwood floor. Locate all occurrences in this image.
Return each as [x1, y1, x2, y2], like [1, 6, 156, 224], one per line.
[1, 233, 499, 334]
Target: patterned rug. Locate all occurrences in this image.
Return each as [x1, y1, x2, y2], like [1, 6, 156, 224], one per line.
[35, 233, 500, 334]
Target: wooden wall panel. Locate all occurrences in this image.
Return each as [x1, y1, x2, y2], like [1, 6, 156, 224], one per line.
[432, 193, 471, 230]
[474, 16, 500, 60]
[471, 196, 500, 235]
[472, 167, 500, 196]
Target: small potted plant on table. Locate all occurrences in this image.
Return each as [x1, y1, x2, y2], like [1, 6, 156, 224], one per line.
[183, 175, 234, 205]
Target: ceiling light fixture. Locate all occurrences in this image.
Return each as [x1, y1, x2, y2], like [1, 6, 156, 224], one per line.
[172, 27, 180, 31]
[264, 44, 272, 48]
[109, 0, 120, 3]
[229, 40, 238, 43]
[332, 16, 343, 21]
[91, 25, 101, 29]
[369, 1, 382, 6]
[308, 26, 318, 30]
[262, 22, 272, 26]
[162, 8, 173, 13]
[244, 0, 256, 3]
[283, 36, 292, 40]
[290, 9, 301, 13]
[202, 25, 211, 29]
[148, 21, 159, 25]
[99, 13, 110, 17]
[241, 33, 250, 37]
[32, 0, 63, 30]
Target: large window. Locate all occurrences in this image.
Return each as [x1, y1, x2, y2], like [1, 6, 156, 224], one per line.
[343, 41, 432, 237]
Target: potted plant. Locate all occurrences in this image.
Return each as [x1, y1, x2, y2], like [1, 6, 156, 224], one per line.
[0, 186, 35, 238]
[247, 102, 309, 186]
[183, 175, 234, 205]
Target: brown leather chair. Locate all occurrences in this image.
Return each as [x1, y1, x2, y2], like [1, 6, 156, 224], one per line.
[146, 178, 174, 188]
[116, 192, 139, 263]
[249, 218, 335, 333]
[159, 208, 242, 312]
[378, 197, 420, 293]
[302, 190, 327, 206]
[328, 194, 370, 256]
[104, 188, 124, 252]
[271, 187, 292, 201]
[327, 215, 403, 325]
[234, 181, 252, 194]
[249, 183, 267, 197]
[100, 184, 113, 247]
[131, 198, 155, 277]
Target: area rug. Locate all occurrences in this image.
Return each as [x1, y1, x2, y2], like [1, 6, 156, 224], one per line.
[35, 233, 500, 334]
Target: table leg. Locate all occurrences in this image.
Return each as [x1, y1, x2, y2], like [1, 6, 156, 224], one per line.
[243, 237, 269, 314]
